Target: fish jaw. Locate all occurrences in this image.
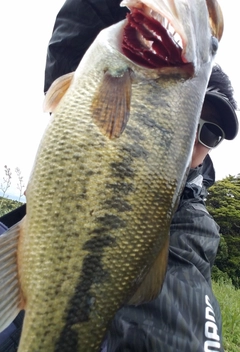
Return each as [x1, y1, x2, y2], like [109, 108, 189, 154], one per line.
[120, 0, 223, 71]
[73, 0, 223, 82]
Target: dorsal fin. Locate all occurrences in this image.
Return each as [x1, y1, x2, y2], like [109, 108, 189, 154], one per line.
[43, 72, 74, 113]
[91, 69, 132, 139]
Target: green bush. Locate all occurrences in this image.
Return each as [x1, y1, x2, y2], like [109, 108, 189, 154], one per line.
[0, 196, 23, 217]
[0, 165, 25, 217]
[206, 175, 240, 289]
[212, 265, 232, 284]
[213, 280, 240, 351]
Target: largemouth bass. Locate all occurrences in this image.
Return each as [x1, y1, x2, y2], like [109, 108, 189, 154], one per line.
[0, 0, 223, 351]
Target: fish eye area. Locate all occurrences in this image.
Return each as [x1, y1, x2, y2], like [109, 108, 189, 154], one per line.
[122, 7, 187, 69]
[210, 35, 218, 55]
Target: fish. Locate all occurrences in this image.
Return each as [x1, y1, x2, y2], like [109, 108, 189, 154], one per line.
[0, 0, 223, 351]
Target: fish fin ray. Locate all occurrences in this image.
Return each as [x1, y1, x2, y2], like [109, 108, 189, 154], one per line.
[43, 72, 74, 113]
[91, 69, 132, 139]
[128, 236, 169, 305]
[0, 221, 24, 332]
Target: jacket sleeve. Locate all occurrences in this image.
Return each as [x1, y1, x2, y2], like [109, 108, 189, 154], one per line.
[105, 172, 224, 352]
[44, 0, 128, 93]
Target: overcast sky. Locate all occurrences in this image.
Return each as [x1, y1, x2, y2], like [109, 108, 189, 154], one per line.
[0, 0, 239, 200]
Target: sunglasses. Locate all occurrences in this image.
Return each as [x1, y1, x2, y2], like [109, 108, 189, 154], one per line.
[198, 118, 225, 149]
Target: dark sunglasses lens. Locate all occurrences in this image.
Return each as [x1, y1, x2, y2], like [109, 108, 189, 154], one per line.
[200, 123, 223, 148]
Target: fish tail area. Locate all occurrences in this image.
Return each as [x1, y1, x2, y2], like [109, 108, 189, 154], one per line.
[0, 220, 24, 332]
[128, 235, 169, 305]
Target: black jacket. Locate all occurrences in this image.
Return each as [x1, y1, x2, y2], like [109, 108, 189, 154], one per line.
[104, 156, 223, 352]
[44, 0, 128, 93]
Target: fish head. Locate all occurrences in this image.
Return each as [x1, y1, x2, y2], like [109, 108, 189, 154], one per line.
[120, 0, 224, 73]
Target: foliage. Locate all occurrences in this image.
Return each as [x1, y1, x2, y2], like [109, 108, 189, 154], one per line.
[0, 196, 23, 217]
[207, 175, 240, 288]
[207, 175, 240, 234]
[213, 280, 240, 352]
[15, 167, 25, 202]
[0, 165, 12, 199]
[211, 265, 231, 283]
[0, 165, 25, 217]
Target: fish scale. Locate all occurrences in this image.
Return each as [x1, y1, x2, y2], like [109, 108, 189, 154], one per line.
[19, 76, 196, 351]
[25, 93, 199, 349]
[0, 0, 224, 351]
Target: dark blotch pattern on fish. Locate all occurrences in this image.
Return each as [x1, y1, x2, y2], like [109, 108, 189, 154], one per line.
[137, 113, 169, 133]
[104, 198, 132, 212]
[95, 214, 126, 229]
[110, 158, 135, 178]
[106, 182, 135, 195]
[136, 113, 172, 149]
[124, 125, 146, 141]
[55, 235, 116, 352]
[56, 139, 149, 350]
[122, 143, 149, 160]
[104, 141, 149, 216]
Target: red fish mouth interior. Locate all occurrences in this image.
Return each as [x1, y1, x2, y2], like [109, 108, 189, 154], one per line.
[122, 7, 186, 69]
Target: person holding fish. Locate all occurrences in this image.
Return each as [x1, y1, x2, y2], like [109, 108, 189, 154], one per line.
[0, 0, 239, 351]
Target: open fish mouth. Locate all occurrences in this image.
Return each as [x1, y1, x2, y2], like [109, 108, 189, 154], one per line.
[122, 6, 185, 69]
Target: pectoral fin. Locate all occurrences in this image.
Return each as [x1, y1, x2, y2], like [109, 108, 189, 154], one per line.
[43, 72, 74, 113]
[128, 236, 169, 305]
[0, 221, 24, 332]
[91, 69, 132, 139]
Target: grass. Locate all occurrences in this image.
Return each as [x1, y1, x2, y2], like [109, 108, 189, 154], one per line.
[213, 280, 240, 352]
